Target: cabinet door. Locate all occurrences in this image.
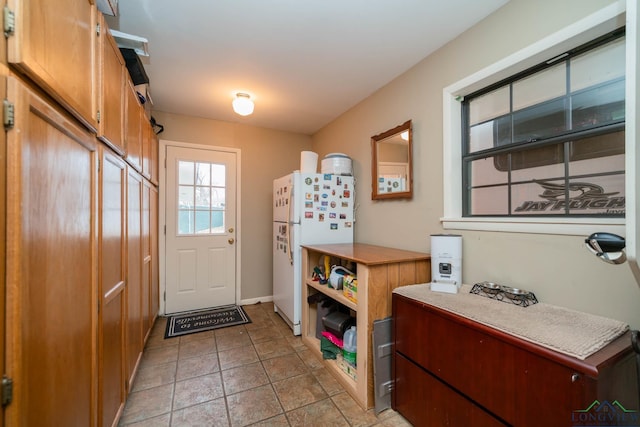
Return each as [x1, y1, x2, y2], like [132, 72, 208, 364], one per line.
[0, 68, 6, 427]
[150, 185, 160, 322]
[7, 0, 98, 131]
[97, 13, 125, 154]
[141, 118, 152, 180]
[126, 168, 143, 387]
[150, 130, 159, 185]
[125, 81, 142, 172]
[142, 179, 152, 337]
[99, 146, 126, 427]
[5, 76, 97, 427]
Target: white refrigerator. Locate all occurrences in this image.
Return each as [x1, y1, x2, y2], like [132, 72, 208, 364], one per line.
[273, 172, 355, 335]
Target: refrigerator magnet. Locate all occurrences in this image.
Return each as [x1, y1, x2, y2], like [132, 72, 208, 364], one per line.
[319, 214, 325, 222]
[305, 212, 313, 219]
[345, 222, 352, 228]
[330, 223, 338, 230]
[305, 193, 312, 200]
[305, 177, 312, 185]
[343, 190, 351, 198]
[329, 213, 336, 219]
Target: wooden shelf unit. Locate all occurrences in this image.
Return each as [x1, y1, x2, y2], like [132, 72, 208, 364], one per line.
[301, 243, 430, 409]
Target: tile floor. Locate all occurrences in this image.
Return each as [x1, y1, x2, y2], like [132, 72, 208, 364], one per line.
[119, 301, 412, 426]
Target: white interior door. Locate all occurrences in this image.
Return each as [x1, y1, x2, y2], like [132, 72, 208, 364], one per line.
[165, 145, 237, 314]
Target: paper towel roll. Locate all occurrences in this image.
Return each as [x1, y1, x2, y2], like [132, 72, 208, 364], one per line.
[300, 151, 318, 173]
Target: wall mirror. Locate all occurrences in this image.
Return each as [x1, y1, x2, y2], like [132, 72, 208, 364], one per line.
[371, 120, 413, 200]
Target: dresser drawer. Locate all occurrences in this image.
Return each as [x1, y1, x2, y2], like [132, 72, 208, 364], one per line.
[394, 353, 507, 426]
[394, 294, 517, 422]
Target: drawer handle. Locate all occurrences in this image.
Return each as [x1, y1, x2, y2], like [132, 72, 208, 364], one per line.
[571, 373, 580, 382]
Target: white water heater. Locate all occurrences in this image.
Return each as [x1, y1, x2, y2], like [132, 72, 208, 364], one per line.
[430, 234, 462, 294]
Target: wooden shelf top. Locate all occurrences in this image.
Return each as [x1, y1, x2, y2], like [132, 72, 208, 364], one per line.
[302, 243, 430, 265]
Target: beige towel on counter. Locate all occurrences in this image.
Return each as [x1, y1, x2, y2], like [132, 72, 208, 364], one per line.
[393, 284, 629, 360]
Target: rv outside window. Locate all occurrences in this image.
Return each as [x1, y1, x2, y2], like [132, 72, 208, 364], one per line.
[461, 30, 625, 217]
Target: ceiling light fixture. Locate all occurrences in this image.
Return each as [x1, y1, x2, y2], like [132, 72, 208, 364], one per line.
[232, 93, 254, 116]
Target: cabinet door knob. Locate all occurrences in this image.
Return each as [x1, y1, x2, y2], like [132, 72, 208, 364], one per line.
[571, 373, 580, 382]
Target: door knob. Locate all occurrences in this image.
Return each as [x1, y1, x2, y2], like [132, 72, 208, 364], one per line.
[228, 227, 234, 233]
[228, 238, 235, 244]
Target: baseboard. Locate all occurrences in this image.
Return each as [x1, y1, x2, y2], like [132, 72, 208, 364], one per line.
[239, 295, 274, 306]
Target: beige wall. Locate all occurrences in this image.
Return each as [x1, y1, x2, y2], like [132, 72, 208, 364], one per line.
[312, 0, 640, 329]
[153, 111, 312, 301]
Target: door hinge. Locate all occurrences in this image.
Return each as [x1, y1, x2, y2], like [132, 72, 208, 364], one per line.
[3, 6, 15, 37]
[96, 109, 101, 124]
[96, 22, 101, 37]
[164, 225, 166, 235]
[163, 291, 166, 301]
[2, 376, 13, 406]
[3, 100, 14, 129]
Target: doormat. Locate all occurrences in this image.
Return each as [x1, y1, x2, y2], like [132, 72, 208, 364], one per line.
[164, 305, 251, 339]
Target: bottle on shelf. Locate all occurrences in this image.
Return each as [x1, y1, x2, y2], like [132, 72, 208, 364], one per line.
[342, 326, 357, 366]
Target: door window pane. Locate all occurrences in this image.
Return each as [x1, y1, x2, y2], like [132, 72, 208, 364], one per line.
[196, 162, 211, 185]
[179, 161, 194, 185]
[178, 210, 194, 234]
[176, 161, 227, 235]
[212, 164, 226, 186]
[179, 186, 194, 208]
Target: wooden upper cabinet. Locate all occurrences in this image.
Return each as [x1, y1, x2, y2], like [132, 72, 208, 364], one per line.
[97, 13, 125, 154]
[150, 130, 159, 185]
[124, 81, 142, 172]
[141, 112, 152, 180]
[141, 114, 159, 183]
[6, 0, 98, 132]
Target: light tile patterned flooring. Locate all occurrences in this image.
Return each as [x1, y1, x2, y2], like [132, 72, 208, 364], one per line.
[119, 302, 412, 426]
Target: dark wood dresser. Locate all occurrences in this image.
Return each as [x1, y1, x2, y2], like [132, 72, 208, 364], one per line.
[392, 291, 639, 426]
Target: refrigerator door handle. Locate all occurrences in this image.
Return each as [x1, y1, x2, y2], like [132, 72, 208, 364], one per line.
[286, 184, 294, 265]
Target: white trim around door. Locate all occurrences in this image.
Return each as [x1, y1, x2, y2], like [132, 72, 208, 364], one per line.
[158, 139, 242, 315]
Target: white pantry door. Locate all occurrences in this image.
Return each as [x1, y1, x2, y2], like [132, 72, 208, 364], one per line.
[165, 145, 237, 314]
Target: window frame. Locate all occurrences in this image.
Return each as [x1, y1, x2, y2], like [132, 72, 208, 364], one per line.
[442, 1, 628, 236]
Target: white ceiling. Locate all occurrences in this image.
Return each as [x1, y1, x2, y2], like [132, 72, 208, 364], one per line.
[110, 0, 509, 135]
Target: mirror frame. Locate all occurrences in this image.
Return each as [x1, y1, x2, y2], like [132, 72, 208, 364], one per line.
[371, 120, 413, 200]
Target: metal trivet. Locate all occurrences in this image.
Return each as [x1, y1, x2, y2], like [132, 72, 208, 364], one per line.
[470, 281, 538, 307]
